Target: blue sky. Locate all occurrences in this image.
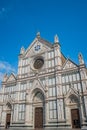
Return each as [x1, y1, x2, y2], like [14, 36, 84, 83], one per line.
[0, 0, 87, 83]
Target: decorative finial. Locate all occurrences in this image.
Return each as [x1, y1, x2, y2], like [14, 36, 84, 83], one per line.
[36, 32, 40, 38]
[3, 73, 8, 82]
[54, 34, 59, 43]
[20, 46, 25, 55]
[78, 53, 84, 64]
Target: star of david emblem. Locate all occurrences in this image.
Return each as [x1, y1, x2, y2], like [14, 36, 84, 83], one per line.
[35, 45, 40, 51]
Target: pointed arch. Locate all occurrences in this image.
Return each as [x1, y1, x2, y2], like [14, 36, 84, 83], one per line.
[33, 90, 44, 102]
[30, 88, 45, 101]
[65, 93, 80, 106]
[29, 79, 46, 100]
[6, 102, 12, 109]
[65, 87, 80, 105]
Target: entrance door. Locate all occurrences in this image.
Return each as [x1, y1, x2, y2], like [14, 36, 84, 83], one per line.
[35, 107, 43, 128]
[6, 114, 11, 129]
[71, 109, 80, 128]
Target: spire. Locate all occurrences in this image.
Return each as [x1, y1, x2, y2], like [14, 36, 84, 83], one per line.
[36, 32, 40, 38]
[54, 34, 59, 43]
[3, 73, 8, 82]
[78, 53, 84, 65]
[20, 46, 25, 55]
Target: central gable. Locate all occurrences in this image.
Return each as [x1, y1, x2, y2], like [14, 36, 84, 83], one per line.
[24, 36, 53, 58]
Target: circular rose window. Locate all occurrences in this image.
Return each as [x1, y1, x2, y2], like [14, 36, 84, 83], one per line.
[34, 58, 44, 69]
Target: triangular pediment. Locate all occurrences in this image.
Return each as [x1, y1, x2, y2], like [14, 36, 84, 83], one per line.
[32, 79, 45, 90]
[29, 79, 45, 95]
[62, 58, 78, 70]
[7, 73, 16, 82]
[66, 86, 79, 98]
[28, 78, 46, 101]
[20, 36, 53, 58]
[65, 86, 79, 105]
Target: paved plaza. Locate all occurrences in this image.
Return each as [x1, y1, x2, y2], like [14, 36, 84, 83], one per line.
[0, 128, 83, 130]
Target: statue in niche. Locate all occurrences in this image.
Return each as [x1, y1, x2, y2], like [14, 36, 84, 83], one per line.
[6, 102, 12, 109]
[59, 103, 62, 119]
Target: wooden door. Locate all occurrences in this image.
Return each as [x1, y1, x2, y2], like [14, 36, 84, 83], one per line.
[6, 114, 11, 128]
[71, 109, 80, 128]
[35, 107, 43, 128]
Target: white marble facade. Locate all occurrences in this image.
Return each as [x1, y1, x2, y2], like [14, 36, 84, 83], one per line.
[0, 33, 87, 129]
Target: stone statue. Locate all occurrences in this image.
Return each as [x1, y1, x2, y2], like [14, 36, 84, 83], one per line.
[54, 34, 59, 43]
[20, 46, 25, 55]
[36, 32, 40, 38]
[78, 53, 84, 64]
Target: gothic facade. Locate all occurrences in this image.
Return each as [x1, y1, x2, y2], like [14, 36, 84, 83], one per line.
[0, 33, 87, 129]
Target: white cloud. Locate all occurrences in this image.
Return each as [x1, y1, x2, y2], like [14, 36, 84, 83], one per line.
[0, 7, 6, 15]
[2, 8, 5, 12]
[0, 61, 16, 72]
[0, 72, 4, 88]
[0, 72, 4, 81]
[0, 61, 16, 83]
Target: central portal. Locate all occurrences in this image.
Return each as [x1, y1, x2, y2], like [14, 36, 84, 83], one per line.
[6, 113, 11, 128]
[35, 107, 43, 128]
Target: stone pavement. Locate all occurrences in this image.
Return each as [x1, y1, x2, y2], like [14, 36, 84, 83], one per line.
[1, 127, 87, 130]
[0, 128, 82, 130]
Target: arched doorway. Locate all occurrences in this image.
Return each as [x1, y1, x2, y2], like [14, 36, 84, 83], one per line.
[71, 108, 80, 128]
[5, 102, 12, 129]
[69, 94, 81, 128]
[65, 93, 81, 129]
[35, 107, 43, 128]
[32, 89, 45, 128]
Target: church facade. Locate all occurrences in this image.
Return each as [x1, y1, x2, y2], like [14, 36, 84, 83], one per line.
[0, 33, 87, 129]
